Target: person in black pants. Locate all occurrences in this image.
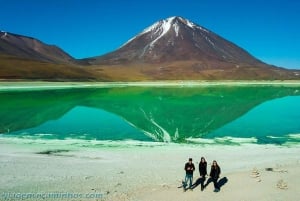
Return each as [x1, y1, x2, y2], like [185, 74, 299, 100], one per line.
[199, 157, 207, 191]
[184, 158, 195, 190]
[209, 160, 221, 192]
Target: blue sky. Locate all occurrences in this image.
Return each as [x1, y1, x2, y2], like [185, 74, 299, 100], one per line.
[1, 0, 300, 69]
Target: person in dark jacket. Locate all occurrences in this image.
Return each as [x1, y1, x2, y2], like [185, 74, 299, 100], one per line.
[184, 158, 195, 190]
[198, 157, 207, 191]
[209, 160, 221, 192]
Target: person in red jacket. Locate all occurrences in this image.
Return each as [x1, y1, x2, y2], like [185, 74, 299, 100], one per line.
[184, 158, 195, 190]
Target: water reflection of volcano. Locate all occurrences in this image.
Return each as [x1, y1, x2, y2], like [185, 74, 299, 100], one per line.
[1, 86, 299, 142]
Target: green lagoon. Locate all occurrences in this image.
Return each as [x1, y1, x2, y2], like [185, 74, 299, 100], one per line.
[1, 84, 300, 145]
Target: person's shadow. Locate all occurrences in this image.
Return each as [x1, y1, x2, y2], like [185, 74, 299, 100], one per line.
[218, 177, 228, 188]
[203, 177, 228, 190]
[190, 177, 206, 189]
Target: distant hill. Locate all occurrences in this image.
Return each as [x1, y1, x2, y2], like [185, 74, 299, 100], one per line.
[0, 54, 103, 81]
[0, 31, 76, 64]
[0, 31, 101, 80]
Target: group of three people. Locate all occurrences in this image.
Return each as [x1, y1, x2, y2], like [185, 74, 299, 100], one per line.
[184, 157, 221, 192]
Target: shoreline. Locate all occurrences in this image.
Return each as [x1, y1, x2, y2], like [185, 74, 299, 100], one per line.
[1, 133, 299, 147]
[1, 80, 300, 91]
[1, 138, 299, 201]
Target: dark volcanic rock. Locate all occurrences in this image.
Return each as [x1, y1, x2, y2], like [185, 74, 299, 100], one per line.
[0, 31, 75, 64]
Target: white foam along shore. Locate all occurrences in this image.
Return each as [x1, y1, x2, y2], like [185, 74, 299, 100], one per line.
[0, 137, 299, 201]
[1, 80, 300, 91]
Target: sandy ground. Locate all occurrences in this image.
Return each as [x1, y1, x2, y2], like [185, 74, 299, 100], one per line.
[0, 138, 299, 201]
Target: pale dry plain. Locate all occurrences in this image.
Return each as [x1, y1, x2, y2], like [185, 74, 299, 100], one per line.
[0, 137, 299, 201]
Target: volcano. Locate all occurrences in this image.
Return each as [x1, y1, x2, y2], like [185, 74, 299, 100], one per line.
[88, 16, 263, 66]
[85, 16, 298, 80]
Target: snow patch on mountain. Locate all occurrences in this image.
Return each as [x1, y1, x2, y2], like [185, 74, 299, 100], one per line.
[120, 36, 136, 48]
[197, 26, 209, 33]
[177, 16, 209, 33]
[148, 17, 174, 47]
[0, 31, 8, 38]
[119, 17, 175, 48]
[186, 19, 195, 29]
[142, 16, 175, 34]
[204, 35, 215, 47]
[173, 23, 179, 37]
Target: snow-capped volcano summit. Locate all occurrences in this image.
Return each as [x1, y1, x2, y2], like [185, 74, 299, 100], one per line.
[122, 16, 208, 48]
[88, 16, 263, 66]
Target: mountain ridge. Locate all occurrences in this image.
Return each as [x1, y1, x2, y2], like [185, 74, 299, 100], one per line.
[1, 16, 299, 80]
[0, 31, 76, 64]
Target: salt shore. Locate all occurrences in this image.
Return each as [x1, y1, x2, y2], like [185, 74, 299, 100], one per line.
[1, 80, 300, 91]
[0, 138, 299, 201]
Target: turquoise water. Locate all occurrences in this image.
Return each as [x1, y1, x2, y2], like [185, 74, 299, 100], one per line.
[12, 106, 150, 141]
[206, 96, 300, 144]
[0, 85, 300, 145]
